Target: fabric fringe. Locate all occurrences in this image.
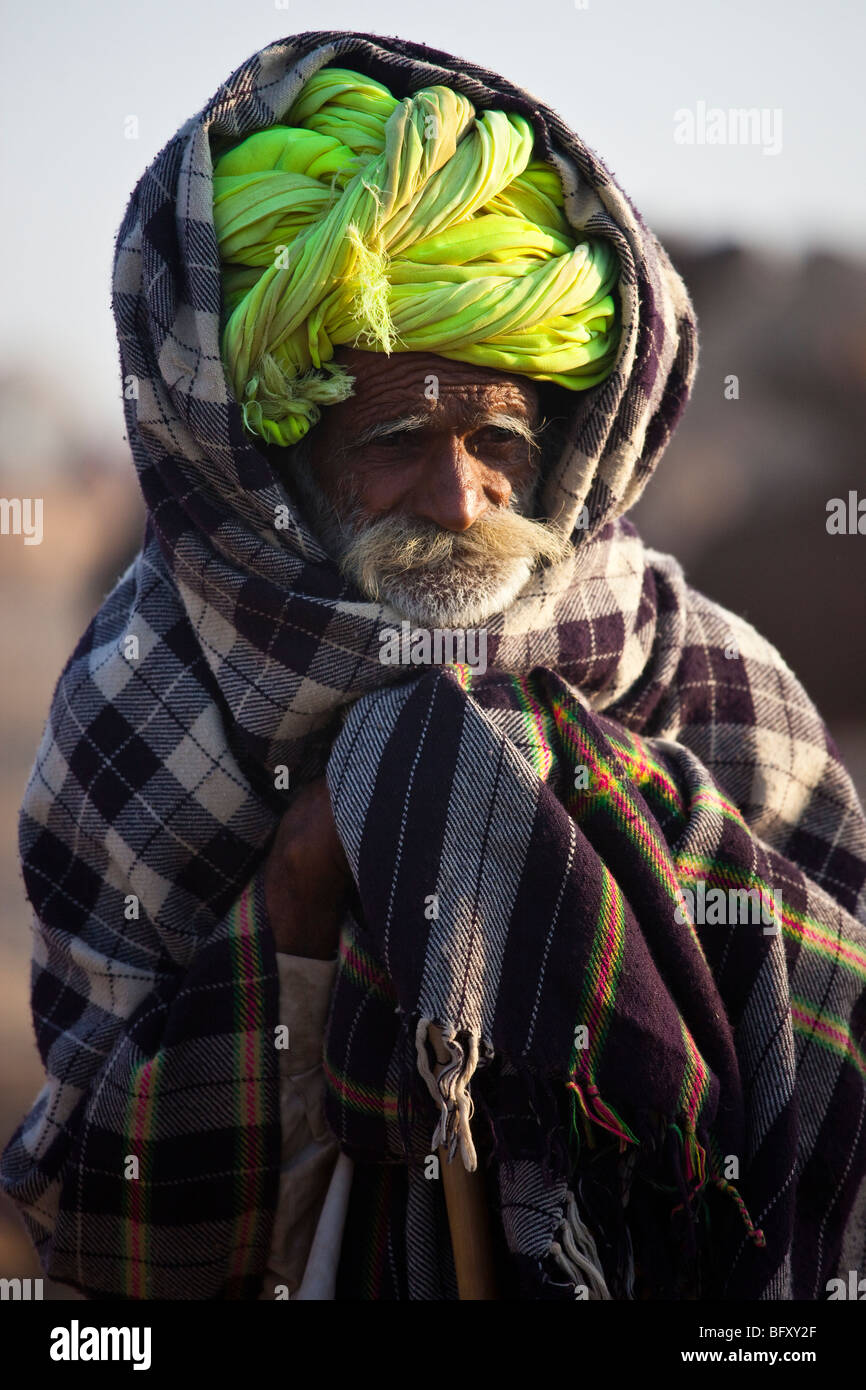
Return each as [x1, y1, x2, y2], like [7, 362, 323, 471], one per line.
[566, 1076, 767, 1294]
[415, 1018, 480, 1172]
[548, 1189, 613, 1299]
[241, 351, 354, 444]
[669, 1124, 766, 1250]
[567, 1079, 638, 1151]
[346, 221, 397, 353]
[709, 1175, 767, 1249]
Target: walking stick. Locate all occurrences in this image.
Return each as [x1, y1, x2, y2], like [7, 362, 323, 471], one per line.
[429, 1024, 499, 1300]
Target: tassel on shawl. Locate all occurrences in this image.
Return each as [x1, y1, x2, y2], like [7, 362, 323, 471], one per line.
[548, 1189, 614, 1299]
[567, 1076, 767, 1291]
[568, 1078, 638, 1151]
[668, 1123, 766, 1250]
[415, 1018, 480, 1171]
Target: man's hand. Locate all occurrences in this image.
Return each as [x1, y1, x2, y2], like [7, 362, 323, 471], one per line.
[263, 778, 353, 959]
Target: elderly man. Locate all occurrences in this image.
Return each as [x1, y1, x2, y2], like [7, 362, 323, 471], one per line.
[261, 345, 572, 1298]
[3, 32, 865, 1304]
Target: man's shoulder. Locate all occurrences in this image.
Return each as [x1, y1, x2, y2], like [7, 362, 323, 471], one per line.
[681, 580, 801, 681]
[642, 550, 843, 799]
[40, 539, 209, 750]
[16, 538, 245, 958]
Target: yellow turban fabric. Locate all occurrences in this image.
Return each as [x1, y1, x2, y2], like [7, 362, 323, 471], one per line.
[213, 67, 620, 447]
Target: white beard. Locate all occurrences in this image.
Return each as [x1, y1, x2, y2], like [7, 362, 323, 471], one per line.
[370, 553, 536, 627]
[287, 443, 548, 628]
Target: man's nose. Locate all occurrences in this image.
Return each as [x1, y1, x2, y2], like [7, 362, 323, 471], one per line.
[409, 436, 506, 532]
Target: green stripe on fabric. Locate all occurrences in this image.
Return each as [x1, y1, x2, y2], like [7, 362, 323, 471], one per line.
[509, 673, 558, 782]
[322, 1054, 401, 1117]
[123, 1052, 162, 1299]
[339, 932, 398, 1003]
[571, 861, 626, 1076]
[791, 993, 866, 1078]
[676, 856, 866, 983]
[552, 693, 706, 959]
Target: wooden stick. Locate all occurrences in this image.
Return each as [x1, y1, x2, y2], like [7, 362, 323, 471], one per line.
[429, 1024, 499, 1300]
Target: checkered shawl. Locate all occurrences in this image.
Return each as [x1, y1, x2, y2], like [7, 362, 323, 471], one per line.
[2, 30, 865, 1301]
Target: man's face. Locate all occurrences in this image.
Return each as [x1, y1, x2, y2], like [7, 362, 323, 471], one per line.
[288, 347, 571, 626]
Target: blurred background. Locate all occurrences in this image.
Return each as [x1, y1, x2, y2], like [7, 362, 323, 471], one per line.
[1, 0, 864, 1280]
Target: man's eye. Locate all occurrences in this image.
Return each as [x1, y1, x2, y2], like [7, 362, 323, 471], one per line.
[475, 426, 522, 448]
[374, 432, 415, 448]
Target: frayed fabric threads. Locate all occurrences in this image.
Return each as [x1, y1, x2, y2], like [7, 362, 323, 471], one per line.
[548, 1190, 613, 1299]
[415, 1019, 480, 1172]
[346, 223, 397, 354]
[240, 353, 355, 445]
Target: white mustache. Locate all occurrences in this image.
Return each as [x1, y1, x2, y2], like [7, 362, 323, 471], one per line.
[337, 505, 572, 597]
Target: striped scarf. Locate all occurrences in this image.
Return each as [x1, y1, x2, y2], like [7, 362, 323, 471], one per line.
[1, 30, 864, 1301]
[325, 649, 866, 1297]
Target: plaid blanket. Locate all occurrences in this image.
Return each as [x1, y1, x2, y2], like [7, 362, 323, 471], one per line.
[325, 652, 866, 1299]
[2, 30, 865, 1301]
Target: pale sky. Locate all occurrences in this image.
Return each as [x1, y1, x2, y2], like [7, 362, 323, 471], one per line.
[1, 0, 863, 442]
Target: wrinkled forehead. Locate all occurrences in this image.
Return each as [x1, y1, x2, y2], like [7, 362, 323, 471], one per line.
[321, 346, 542, 438]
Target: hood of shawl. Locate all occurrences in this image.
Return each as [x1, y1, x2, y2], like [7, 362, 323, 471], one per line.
[114, 30, 697, 587]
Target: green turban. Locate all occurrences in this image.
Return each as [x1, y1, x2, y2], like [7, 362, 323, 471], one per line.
[213, 67, 620, 447]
